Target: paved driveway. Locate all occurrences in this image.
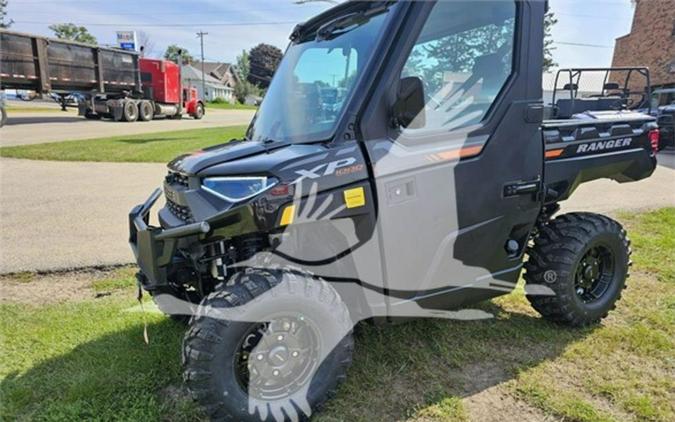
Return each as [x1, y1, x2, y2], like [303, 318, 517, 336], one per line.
[1, 108, 255, 147]
[0, 158, 166, 273]
[1, 154, 674, 273]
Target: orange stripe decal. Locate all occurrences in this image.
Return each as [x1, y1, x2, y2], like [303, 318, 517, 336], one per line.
[545, 149, 564, 159]
[428, 145, 483, 162]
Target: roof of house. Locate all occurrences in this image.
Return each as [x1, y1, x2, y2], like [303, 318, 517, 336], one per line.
[181, 64, 225, 85]
[192, 61, 236, 80]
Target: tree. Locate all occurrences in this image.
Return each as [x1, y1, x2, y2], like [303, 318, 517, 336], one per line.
[1, 0, 13, 29]
[164, 45, 193, 64]
[236, 50, 250, 81]
[233, 50, 261, 104]
[410, 18, 515, 94]
[49, 23, 97, 44]
[543, 11, 558, 72]
[248, 43, 283, 89]
[234, 80, 262, 104]
[163, 44, 194, 64]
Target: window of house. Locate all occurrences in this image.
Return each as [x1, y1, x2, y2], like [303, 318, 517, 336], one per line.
[400, 1, 517, 133]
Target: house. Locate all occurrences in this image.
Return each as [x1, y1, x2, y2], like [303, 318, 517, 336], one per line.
[611, 0, 675, 91]
[181, 64, 234, 103]
[192, 61, 239, 89]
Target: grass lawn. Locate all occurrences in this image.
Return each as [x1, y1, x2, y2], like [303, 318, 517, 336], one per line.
[1, 208, 673, 421]
[206, 101, 257, 111]
[0, 126, 248, 163]
[4, 105, 68, 113]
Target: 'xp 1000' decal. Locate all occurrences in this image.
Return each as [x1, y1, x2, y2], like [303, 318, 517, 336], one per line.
[294, 158, 359, 182]
[576, 137, 632, 153]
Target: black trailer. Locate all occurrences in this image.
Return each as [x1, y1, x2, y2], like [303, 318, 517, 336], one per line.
[0, 30, 141, 112]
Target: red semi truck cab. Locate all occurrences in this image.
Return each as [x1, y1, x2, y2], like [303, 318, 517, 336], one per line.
[139, 58, 205, 120]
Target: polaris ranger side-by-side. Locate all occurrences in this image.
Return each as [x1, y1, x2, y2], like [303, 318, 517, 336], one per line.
[129, 1, 660, 420]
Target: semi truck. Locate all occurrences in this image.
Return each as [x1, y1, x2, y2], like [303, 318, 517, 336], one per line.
[0, 30, 205, 126]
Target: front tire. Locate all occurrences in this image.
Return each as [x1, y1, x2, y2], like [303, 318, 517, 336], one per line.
[183, 269, 354, 421]
[193, 103, 204, 120]
[524, 213, 631, 327]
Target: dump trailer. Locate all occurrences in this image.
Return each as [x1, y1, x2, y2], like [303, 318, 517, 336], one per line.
[0, 30, 204, 125]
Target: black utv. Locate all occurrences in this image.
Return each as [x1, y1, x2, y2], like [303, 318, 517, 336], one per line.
[129, 1, 660, 420]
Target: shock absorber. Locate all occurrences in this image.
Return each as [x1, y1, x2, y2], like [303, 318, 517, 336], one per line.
[210, 241, 228, 281]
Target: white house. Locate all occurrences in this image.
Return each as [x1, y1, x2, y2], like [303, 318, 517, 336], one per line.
[181, 64, 235, 103]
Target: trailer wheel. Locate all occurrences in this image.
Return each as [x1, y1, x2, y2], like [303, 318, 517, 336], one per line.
[193, 103, 204, 120]
[122, 100, 139, 122]
[524, 213, 630, 327]
[138, 101, 154, 122]
[183, 269, 354, 421]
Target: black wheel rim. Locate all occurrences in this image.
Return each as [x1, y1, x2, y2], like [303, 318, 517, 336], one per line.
[574, 244, 615, 303]
[234, 314, 320, 401]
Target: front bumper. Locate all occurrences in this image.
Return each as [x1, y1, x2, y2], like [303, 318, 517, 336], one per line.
[129, 188, 210, 289]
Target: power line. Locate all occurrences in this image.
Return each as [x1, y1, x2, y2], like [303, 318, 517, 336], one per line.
[554, 41, 614, 49]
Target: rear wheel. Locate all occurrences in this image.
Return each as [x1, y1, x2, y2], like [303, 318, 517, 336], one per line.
[183, 269, 354, 421]
[138, 101, 154, 122]
[524, 213, 630, 327]
[122, 100, 139, 122]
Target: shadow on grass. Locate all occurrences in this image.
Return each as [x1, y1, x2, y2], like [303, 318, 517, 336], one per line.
[116, 138, 177, 145]
[1, 300, 593, 421]
[0, 318, 197, 421]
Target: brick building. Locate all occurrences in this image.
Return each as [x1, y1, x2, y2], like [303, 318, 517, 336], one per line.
[611, 0, 675, 91]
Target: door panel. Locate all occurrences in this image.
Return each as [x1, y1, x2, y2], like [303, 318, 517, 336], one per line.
[361, 0, 545, 309]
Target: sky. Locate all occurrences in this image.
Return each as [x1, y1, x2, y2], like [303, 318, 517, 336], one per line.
[5, 0, 635, 69]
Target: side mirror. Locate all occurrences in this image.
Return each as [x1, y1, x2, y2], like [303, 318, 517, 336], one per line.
[393, 76, 426, 129]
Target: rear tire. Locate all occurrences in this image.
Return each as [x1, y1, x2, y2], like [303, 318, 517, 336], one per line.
[138, 101, 154, 122]
[183, 269, 354, 421]
[122, 100, 139, 122]
[524, 213, 630, 327]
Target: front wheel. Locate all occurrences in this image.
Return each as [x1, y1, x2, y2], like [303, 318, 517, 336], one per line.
[192, 103, 204, 120]
[183, 269, 354, 421]
[524, 213, 631, 327]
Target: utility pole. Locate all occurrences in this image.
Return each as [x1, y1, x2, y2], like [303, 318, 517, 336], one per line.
[196, 31, 208, 101]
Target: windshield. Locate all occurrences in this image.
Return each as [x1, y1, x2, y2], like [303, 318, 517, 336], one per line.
[247, 5, 392, 144]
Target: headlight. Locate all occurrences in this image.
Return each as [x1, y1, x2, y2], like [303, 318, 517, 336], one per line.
[202, 176, 277, 202]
